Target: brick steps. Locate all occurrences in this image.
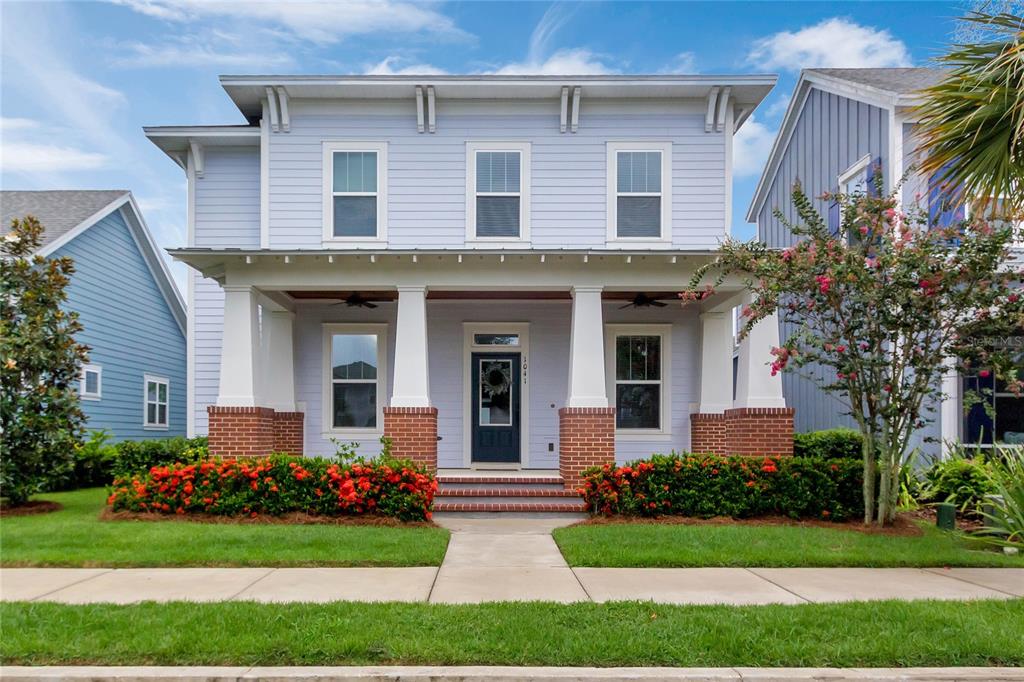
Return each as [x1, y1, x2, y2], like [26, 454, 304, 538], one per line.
[436, 488, 579, 498]
[434, 474, 586, 514]
[434, 501, 587, 513]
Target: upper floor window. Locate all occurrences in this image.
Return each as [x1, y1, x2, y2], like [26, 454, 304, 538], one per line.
[144, 375, 169, 429]
[607, 142, 672, 243]
[466, 142, 531, 242]
[322, 141, 387, 243]
[80, 364, 102, 401]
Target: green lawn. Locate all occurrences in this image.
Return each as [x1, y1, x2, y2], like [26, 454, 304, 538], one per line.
[0, 488, 449, 567]
[553, 520, 1024, 568]
[2, 600, 1021, 667]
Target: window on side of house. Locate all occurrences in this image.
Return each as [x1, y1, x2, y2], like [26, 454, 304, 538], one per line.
[605, 325, 671, 433]
[324, 325, 387, 432]
[323, 142, 387, 242]
[962, 342, 1024, 446]
[835, 154, 873, 241]
[466, 142, 530, 242]
[607, 142, 671, 243]
[80, 364, 102, 400]
[144, 375, 169, 428]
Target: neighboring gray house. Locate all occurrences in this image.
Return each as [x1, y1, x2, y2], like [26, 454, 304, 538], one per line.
[748, 67, 1023, 456]
[1, 191, 187, 440]
[145, 73, 802, 511]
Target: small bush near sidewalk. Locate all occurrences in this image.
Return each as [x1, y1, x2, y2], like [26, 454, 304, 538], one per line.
[792, 428, 864, 459]
[52, 432, 210, 491]
[108, 454, 436, 522]
[581, 453, 862, 520]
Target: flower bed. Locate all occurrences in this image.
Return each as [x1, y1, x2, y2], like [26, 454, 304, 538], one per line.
[107, 455, 436, 522]
[580, 453, 863, 520]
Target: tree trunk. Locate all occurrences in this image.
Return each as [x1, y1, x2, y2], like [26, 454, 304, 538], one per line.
[877, 454, 892, 525]
[862, 436, 877, 525]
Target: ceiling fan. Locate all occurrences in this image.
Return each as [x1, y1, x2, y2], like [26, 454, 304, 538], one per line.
[619, 293, 670, 310]
[332, 292, 379, 309]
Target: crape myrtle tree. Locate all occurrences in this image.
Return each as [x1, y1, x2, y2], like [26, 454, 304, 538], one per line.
[683, 179, 1023, 525]
[1, 217, 89, 506]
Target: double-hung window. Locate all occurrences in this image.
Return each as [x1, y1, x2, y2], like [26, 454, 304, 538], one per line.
[80, 364, 102, 400]
[144, 375, 169, 429]
[605, 325, 671, 434]
[466, 142, 530, 242]
[962, 340, 1024, 446]
[607, 142, 672, 243]
[323, 324, 387, 433]
[323, 141, 387, 242]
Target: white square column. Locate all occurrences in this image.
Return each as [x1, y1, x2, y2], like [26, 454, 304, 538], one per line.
[261, 309, 296, 412]
[390, 285, 431, 407]
[567, 285, 608, 408]
[216, 284, 260, 407]
[734, 297, 786, 409]
[698, 310, 735, 413]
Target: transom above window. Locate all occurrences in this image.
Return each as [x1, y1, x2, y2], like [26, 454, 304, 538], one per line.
[473, 333, 520, 347]
[466, 142, 531, 242]
[607, 142, 672, 243]
[323, 141, 387, 242]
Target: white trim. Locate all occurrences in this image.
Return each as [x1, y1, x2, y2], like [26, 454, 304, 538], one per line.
[606, 141, 673, 244]
[837, 153, 873, 225]
[186, 153, 197, 437]
[80, 363, 102, 401]
[604, 324, 672, 437]
[37, 194, 131, 258]
[462, 322, 531, 468]
[143, 374, 170, 430]
[260, 101, 270, 248]
[465, 141, 532, 244]
[321, 323, 388, 440]
[321, 141, 388, 245]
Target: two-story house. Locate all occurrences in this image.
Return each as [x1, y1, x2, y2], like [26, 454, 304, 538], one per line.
[748, 67, 1024, 458]
[146, 74, 788, 508]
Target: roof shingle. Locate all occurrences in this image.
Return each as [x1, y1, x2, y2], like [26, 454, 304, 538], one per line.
[1, 190, 129, 248]
[805, 67, 946, 95]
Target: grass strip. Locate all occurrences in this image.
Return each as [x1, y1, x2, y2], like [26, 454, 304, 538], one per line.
[2, 599, 1022, 667]
[553, 521, 1024, 567]
[0, 488, 449, 567]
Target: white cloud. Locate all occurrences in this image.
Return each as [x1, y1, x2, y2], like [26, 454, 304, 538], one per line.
[748, 18, 913, 71]
[113, 36, 296, 69]
[0, 142, 108, 172]
[0, 117, 41, 132]
[112, 0, 471, 45]
[732, 115, 776, 178]
[526, 3, 579, 64]
[364, 56, 447, 75]
[492, 48, 618, 75]
[660, 51, 698, 74]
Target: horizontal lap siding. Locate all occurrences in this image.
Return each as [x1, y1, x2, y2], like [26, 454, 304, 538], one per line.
[269, 100, 725, 250]
[55, 210, 186, 440]
[192, 274, 223, 435]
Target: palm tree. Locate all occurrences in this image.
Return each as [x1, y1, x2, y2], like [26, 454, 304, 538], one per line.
[915, 12, 1024, 214]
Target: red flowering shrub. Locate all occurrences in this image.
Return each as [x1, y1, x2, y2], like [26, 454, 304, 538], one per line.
[106, 454, 436, 522]
[579, 453, 862, 521]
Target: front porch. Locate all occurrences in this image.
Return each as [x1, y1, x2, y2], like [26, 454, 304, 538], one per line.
[183, 251, 795, 488]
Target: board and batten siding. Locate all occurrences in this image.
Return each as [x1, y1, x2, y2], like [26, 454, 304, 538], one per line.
[289, 300, 700, 465]
[54, 209, 186, 440]
[268, 99, 727, 250]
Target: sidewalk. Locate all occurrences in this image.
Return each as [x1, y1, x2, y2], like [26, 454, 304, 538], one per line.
[1, 517, 1021, 605]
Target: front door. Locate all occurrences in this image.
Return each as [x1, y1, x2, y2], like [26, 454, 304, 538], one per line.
[471, 352, 521, 463]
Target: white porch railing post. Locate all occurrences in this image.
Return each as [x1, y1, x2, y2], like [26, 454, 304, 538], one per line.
[262, 309, 296, 412]
[698, 310, 734, 413]
[567, 285, 608, 408]
[390, 285, 431, 407]
[734, 297, 786, 409]
[217, 284, 259, 406]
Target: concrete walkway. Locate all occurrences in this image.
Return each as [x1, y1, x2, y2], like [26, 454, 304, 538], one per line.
[2, 516, 1022, 605]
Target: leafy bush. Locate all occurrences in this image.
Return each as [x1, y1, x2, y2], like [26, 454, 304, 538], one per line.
[49, 430, 119, 491]
[107, 454, 436, 522]
[976, 448, 1024, 549]
[793, 429, 864, 460]
[580, 453, 863, 521]
[922, 454, 996, 514]
[110, 436, 208, 479]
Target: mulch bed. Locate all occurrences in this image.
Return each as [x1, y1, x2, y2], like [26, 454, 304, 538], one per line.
[575, 511, 933, 537]
[0, 500, 63, 517]
[100, 508, 436, 528]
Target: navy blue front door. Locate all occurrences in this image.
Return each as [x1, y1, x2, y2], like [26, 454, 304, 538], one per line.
[471, 352, 521, 463]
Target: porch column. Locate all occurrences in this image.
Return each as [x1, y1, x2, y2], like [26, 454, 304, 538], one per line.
[690, 310, 734, 455]
[560, 285, 614, 489]
[729, 297, 793, 456]
[261, 310, 296, 413]
[385, 285, 436, 471]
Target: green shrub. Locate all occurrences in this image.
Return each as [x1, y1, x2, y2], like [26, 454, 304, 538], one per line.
[923, 454, 996, 514]
[107, 454, 436, 522]
[793, 429, 865, 459]
[976, 448, 1024, 549]
[110, 436, 208, 479]
[50, 430, 118, 490]
[580, 453, 863, 521]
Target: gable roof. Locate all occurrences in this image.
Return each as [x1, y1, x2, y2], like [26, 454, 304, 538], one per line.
[745, 67, 945, 224]
[0, 189, 186, 334]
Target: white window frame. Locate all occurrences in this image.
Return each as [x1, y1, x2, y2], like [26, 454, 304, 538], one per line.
[604, 324, 672, 439]
[80, 364, 102, 401]
[321, 323, 388, 439]
[143, 374, 169, 430]
[837, 153, 873, 223]
[606, 141, 673, 247]
[465, 141, 531, 246]
[322, 141, 388, 246]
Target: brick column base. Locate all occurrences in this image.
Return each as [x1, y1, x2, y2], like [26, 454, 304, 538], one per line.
[208, 406, 305, 457]
[689, 407, 795, 456]
[383, 407, 438, 472]
[558, 407, 615, 490]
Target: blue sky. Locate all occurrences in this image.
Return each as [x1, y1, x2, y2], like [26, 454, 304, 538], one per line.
[0, 1, 967, 290]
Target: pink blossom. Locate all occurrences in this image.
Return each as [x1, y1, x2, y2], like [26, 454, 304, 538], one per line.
[979, 370, 991, 379]
[815, 275, 832, 294]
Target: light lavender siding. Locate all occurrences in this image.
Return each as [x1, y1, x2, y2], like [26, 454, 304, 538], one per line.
[191, 273, 223, 435]
[194, 147, 261, 248]
[269, 99, 726, 250]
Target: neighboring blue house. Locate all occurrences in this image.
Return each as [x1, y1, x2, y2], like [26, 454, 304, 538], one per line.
[747, 67, 1023, 457]
[1, 190, 187, 440]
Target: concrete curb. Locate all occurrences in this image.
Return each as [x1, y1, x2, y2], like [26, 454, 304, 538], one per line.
[2, 667, 1023, 681]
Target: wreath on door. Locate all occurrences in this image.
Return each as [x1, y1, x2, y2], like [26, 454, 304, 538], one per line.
[482, 361, 512, 398]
